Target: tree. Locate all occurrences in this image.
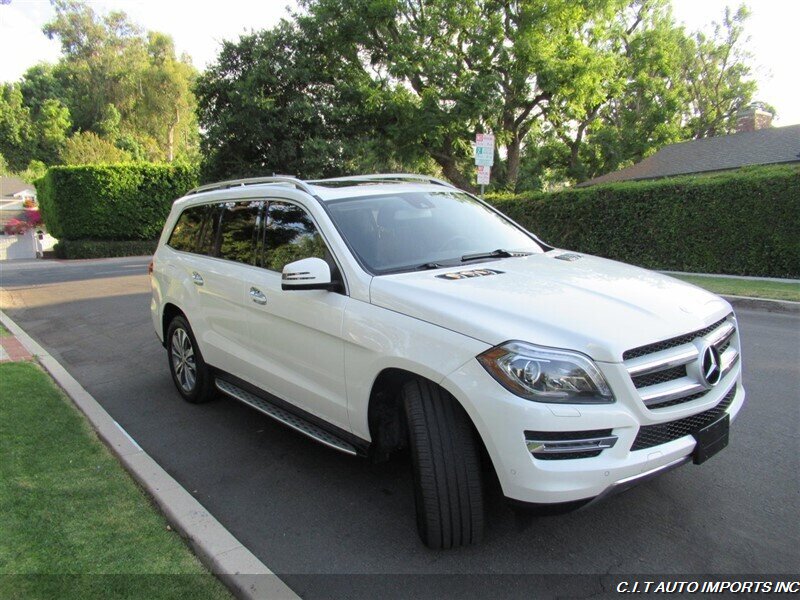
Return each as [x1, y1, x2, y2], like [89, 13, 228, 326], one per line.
[61, 131, 132, 165]
[0, 83, 35, 171]
[196, 21, 408, 181]
[683, 5, 756, 138]
[40, 0, 199, 162]
[533, 0, 690, 184]
[33, 99, 72, 164]
[519, 1, 757, 187]
[299, 0, 637, 191]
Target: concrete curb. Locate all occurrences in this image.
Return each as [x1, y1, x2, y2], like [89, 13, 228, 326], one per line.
[721, 295, 800, 314]
[0, 309, 299, 600]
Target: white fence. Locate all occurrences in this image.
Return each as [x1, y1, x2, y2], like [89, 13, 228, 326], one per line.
[0, 230, 58, 260]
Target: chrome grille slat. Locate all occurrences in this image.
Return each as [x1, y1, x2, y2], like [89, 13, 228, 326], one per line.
[639, 378, 706, 407]
[708, 322, 735, 347]
[625, 344, 698, 377]
[720, 347, 739, 376]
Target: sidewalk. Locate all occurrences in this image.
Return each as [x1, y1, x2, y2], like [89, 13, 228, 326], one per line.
[0, 328, 33, 362]
[660, 270, 800, 284]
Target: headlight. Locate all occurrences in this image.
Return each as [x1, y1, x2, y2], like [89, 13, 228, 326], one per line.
[477, 341, 614, 404]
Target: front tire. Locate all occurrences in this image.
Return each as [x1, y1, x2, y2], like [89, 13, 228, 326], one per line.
[403, 378, 485, 549]
[166, 316, 214, 404]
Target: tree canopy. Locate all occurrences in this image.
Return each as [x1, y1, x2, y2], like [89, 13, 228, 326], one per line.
[197, 0, 759, 190]
[0, 0, 198, 175]
[2, 0, 761, 191]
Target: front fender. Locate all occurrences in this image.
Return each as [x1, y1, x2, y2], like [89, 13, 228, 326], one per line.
[343, 299, 489, 440]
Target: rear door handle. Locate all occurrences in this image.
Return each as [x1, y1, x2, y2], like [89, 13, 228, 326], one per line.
[249, 287, 267, 305]
[191, 271, 204, 286]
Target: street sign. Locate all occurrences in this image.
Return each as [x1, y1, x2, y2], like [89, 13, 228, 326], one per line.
[474, 133, 494, 166]
[477, 165, 491, 185]
[474, 146, 493, 166]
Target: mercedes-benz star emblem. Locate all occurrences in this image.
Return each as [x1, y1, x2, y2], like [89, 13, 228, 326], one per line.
[700, 344, 722, 387]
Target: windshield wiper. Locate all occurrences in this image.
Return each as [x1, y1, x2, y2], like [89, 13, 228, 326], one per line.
[461, 249, 530, 262]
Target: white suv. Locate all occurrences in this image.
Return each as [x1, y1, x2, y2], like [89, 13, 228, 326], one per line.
[150, 174, 744, 548]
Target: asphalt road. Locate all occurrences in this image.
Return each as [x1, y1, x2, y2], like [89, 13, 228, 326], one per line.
[2, 257, 798, 598]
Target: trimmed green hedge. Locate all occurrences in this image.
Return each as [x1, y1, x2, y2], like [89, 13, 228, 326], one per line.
[487, 165, 800, 278]
[37, 163, 198, 241]
[53, 239, 158, 259]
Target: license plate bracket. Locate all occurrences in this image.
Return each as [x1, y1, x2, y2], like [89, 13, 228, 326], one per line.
[692, 414, 730, 464]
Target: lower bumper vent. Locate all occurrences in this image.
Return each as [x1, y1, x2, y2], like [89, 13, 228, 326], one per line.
[525, 429, 617, 460]
[631, 386, 737, 451]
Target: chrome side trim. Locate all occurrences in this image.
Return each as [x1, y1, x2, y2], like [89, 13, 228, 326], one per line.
[215, 379, 358, 456]
[527, 436, 618, 455]
[639, 378, 706, 406]
[582, 455, 693, 510]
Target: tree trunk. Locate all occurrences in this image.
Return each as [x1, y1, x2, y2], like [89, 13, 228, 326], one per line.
[505, 135, 522, 191]
[167, 107, 180, 162]
[431, 136, 476, 193]
[434, 155, 476, 193]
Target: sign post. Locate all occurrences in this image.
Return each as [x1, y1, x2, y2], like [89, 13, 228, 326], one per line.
[474, 133, 494, 197]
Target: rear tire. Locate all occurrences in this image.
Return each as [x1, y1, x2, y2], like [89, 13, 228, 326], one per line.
[403, 378, 485, 549]
[166, 316, 215, 404]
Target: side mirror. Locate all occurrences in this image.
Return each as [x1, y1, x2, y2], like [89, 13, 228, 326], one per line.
[281, 257, 334, 291]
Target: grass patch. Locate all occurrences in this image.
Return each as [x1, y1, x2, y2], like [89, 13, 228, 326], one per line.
[670, 274, 800, 302]
[0, 323, 9, 337]
[0, 361, 231, 599]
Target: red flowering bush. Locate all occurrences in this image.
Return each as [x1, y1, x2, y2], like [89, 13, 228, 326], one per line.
[4, 218, 29, 235]
[25, 208, 42, 227]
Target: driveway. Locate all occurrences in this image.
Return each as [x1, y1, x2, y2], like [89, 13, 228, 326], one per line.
[2, 257, 798, 598]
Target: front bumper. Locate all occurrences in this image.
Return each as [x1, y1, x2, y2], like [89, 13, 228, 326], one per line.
[441, 358, 745, 505]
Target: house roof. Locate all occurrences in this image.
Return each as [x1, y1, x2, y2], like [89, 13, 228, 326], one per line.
[0, 176, 34, 199]
[579, 123, 800, 187]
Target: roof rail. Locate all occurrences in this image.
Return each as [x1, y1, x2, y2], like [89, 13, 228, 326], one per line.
[309, 173, 456, 188]
[186, 176, 318, 197]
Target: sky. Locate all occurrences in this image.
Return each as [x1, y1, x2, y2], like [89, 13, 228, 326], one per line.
[1, 0, 798, 126]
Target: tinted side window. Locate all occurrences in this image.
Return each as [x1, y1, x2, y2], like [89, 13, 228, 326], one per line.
[216, 201, 262, 265]
[262, 201, 327, 272]
[167, 205, 208, 253]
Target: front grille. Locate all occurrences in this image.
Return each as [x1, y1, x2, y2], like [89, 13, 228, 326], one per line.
[631, 386, 736, 451]
[623, 316, 730, 361]
[631, 365, 686, 389]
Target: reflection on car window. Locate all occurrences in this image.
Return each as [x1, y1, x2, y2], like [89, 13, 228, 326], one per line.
[168, 205, 208, 253]
[217, 201, 262, 265]
[326, 191, 542, 274]
[262, 201, 327, 272]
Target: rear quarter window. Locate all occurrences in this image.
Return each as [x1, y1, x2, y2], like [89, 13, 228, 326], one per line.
[167, 205, 209, 253]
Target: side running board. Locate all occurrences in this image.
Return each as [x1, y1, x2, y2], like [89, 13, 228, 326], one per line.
[215, 378, 358, 456]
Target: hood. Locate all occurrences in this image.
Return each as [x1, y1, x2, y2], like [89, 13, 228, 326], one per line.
[369, 251, 731, 363]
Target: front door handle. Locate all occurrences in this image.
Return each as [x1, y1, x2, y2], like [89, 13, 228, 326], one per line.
[249, 287, 267, 305]
[191, 271, 204, 286]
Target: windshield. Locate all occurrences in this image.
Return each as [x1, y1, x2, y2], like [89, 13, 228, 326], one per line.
[325, 191, 543, 274]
